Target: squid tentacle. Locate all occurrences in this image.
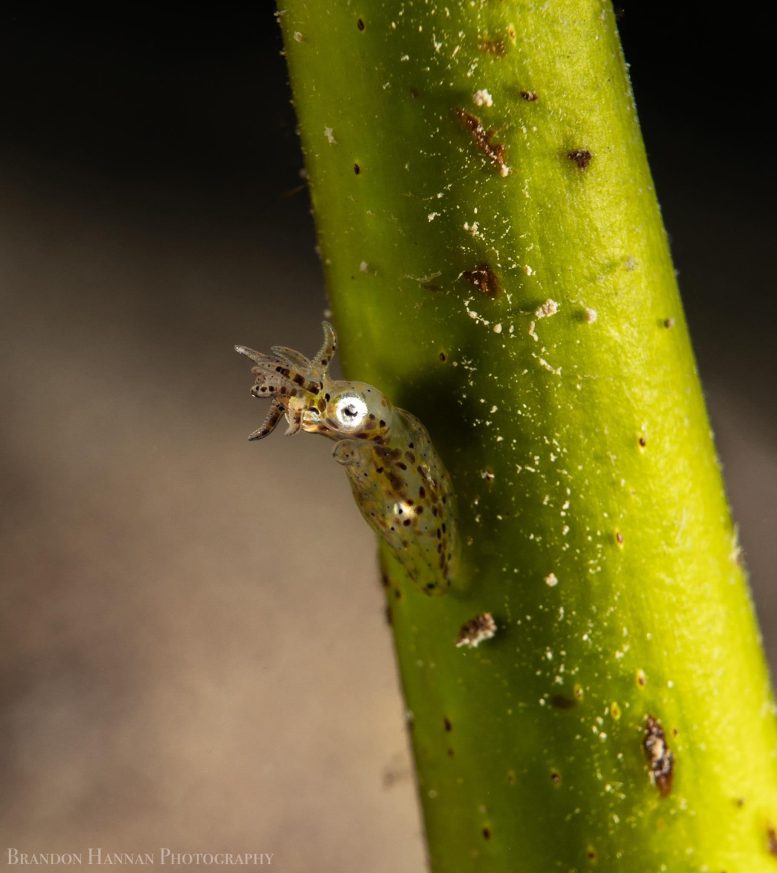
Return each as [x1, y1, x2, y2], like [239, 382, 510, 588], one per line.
[310, 321, 337, 372]
[246, 398, 286, 442]
[270, 345, 312, 370]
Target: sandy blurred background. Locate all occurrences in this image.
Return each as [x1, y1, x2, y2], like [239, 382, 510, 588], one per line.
[0, 7, 774, 872]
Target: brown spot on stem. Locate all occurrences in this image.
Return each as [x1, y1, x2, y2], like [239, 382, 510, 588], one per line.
[567, 148, 593, 169]
[550, 694, 578, 710]
[644, 714, 674, 797]
[356, 17, 365, 31]
[520, 89, 538, 101]
[550, 769, 561, 785]
[455, 108, 509, 175]
[768, 825, 777, 857]
[664, 317, 676, 328]
[353, 162, 361, 174]
[456, 613, 497, 649]
[479, 37, 506, 56]
[438, 351, 447, 363]
[463, 263, 501, 298]
[482, 826, 492, 840]
[638, 435, 647, 448]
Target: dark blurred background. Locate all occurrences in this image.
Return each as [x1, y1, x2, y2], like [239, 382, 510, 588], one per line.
[0, 6, 774, 871]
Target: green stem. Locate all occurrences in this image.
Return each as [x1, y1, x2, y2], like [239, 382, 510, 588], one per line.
[276, 2, 777, 870]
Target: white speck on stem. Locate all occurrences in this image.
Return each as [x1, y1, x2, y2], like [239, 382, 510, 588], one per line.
[293, 31, 303, 42]
[528, 321, 539, 342]
[545, 572, 559, 587]
[535, 299, 559, 318]
[537, 356, 561, 375]
[427, 211, 440, 222]
[324, 127, 336, 144]
[493, 323, 503, 334]
[473, 88, 494, 107]
[584, 307, 598, 323]
[359, 261, 369, 273]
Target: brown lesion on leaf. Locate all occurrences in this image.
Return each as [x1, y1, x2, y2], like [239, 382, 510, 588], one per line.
[462, 263, 501, 298]
[644, 714, 674, 797]
[567, 148, 593, 169]
[520, 89, 538, 102]
[454, 108, 509, 175]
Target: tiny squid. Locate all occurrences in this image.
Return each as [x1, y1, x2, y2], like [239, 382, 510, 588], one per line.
[235, 322, 457, 595]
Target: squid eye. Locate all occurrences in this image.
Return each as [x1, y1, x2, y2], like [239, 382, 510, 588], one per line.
[334, 393, 369, 430]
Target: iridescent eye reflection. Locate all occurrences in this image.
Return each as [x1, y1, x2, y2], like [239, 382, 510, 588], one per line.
[334, 393, 369, 430]
[235, 322, 458, 595]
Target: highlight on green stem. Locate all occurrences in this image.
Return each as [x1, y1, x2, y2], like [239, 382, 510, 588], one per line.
[271, 1, 777, 870]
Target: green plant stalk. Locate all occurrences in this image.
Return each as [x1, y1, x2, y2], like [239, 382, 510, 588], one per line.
[276, 2, 777, 870]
